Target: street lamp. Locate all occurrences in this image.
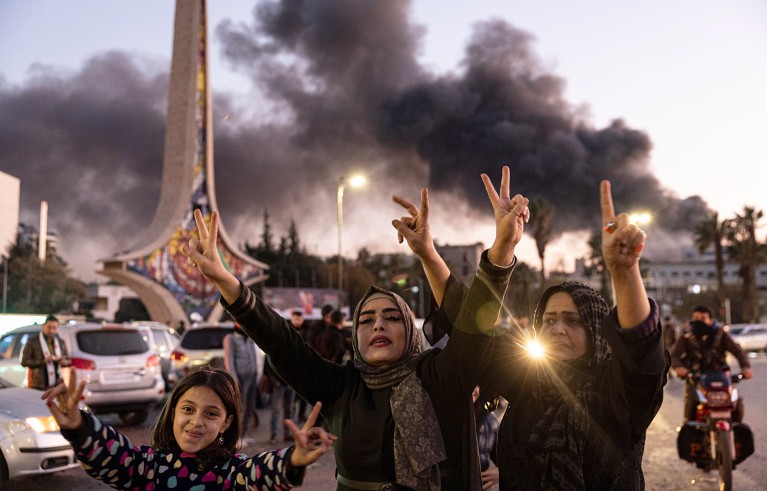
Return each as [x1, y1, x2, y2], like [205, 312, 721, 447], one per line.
[1, 254, 7, 313]
[337, 174, 367, 308]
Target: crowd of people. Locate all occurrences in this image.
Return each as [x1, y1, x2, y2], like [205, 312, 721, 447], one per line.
[35, 166, 757, 490]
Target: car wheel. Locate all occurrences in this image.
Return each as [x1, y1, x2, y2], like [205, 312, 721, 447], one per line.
[119, 409, 150, 426]
[0, 450, 8, 489]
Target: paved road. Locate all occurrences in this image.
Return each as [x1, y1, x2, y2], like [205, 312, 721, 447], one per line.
[8, 353, 767, 490]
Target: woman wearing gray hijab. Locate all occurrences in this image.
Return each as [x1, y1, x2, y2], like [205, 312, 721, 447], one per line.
[185, 169, 530, 491]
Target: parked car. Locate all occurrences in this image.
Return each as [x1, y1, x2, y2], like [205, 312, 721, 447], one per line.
[0, 375, 83, 487]
[0, 323, 165, 426]
[170, 323, 236, 379]
[729, 323, 767, 353]
[131, 322, 181, 390]
[0, 325, 39, 387]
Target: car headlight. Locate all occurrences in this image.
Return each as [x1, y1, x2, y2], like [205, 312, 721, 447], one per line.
[25, 416, 61, 433]
[6, 419, 30, 436]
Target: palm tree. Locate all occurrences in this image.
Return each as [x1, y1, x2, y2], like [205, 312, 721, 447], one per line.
[586, 231, 613, 305]
[528, 198, 554, 288]
[726, 207, 766, 322]
[693, 212, 728, 311]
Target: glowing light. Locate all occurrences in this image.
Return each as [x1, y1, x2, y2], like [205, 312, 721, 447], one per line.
[629, 212, 652, 225]
[526, 340, 545, 359]
[348, 175, 367, 188]
[26, 416, 60, 433]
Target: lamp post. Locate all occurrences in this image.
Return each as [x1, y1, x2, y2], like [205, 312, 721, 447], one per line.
[2, 254, 7, 313]
[337, 175, 367, 309]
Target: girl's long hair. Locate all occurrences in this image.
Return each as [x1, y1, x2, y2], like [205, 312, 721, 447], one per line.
[151, 367, 242, 468]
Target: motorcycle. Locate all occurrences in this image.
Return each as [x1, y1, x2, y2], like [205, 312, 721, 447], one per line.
[677, 371, 754, 491]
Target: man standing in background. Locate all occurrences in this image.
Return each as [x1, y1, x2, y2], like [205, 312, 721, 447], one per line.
[21, 315, 70, 390]
[223, 324, 263, 436]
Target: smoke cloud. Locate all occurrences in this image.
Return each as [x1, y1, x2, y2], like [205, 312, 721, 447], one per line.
[0, 0, 709, 281]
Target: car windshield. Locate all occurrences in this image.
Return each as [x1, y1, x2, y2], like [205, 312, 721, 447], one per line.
[181, 328, 232, 350]
[76, 330, 149, 355]
[729, 327, 745, 336]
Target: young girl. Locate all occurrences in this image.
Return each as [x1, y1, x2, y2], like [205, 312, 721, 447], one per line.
[42, 367, 336, 490]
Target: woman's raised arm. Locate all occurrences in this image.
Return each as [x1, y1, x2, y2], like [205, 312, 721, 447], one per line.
[600, 180, 651, 328]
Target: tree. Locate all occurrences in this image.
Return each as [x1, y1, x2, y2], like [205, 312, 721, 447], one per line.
[259, 209, 275, 256]
[528, 198, 554, 288]
[693, 211, 728, 310]
[726, 206, 766, 322]
[5, 239, 87, 314]
[584, 231, 613, 306]
[504, 260, 540, 320]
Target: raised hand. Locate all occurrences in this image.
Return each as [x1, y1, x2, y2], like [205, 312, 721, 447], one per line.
[391, 188, 451, 305]
[185, 210, 226, 282]
[392, 188, 436, 260]
[600, 180, 646, 275]
[286, 402, 337, 467]
[600, 180, 650, 326]
[184, 209, 241, 303]
[481, 165, 529, 266]
[42, 367, 85, 430]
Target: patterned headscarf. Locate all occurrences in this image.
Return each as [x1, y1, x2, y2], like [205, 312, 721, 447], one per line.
[533, 281, 612, 366]
[351, 286, 446, 491]
[527, 281, 613, 489]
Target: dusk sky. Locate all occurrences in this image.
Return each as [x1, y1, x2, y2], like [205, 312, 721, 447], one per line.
[1, 0, 765, 282]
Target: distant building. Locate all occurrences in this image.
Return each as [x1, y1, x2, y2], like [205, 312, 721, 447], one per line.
[86, 283, 141, 322]
[643, 247, 767, 295]
[17, 223, 59, 258]
[436, 242, 484, 286]
[0, 171, 20, 257]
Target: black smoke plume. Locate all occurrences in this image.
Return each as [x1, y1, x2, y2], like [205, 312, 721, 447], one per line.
[0, 0, 709, 280]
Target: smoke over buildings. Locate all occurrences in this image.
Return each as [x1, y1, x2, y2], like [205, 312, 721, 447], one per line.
[0, 0, 710, 280]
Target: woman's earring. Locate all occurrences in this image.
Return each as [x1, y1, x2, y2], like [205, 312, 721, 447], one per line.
[218, 433, 224, 445]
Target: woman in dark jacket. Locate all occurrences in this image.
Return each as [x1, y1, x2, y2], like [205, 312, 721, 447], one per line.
[186, 169, 530, 491]
[403, 179, 668, 490]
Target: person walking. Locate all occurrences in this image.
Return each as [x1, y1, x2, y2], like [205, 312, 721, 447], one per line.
[312, 309, 348, 364]
[263, 360, 296, 445]
[20, 315, 70, 390]
[223, 324, 263, 435]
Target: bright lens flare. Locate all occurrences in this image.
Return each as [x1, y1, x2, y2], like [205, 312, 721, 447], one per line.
[629, 212, 652, 225]
[525, 340, 545, 359]
[348, 175, 367, 188]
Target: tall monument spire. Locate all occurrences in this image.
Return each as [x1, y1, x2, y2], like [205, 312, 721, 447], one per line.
[100, 0, 267, 324]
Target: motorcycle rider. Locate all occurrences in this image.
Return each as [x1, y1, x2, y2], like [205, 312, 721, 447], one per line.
[671, 305, 753, 421]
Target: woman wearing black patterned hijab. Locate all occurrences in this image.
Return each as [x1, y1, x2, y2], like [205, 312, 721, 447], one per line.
[488, 181, 669, 490]
[412, 180, 669, 490]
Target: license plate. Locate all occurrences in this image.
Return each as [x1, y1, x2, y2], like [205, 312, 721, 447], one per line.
[103, 370, 137, 383]
[709, 411, 731, 419]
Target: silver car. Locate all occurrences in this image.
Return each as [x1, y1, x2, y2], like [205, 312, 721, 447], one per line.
[131, 322, 181, 390]
[170, 323, 236, 379]
[0, 376, 82, 486]
[0, 325, 39, 387]
[729, 323, 767, 353]
[57, 323, 166, 426]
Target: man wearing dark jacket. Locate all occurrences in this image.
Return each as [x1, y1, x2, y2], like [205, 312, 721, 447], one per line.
[671, 305, 753, 421]
[21, 315, 70, 389]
